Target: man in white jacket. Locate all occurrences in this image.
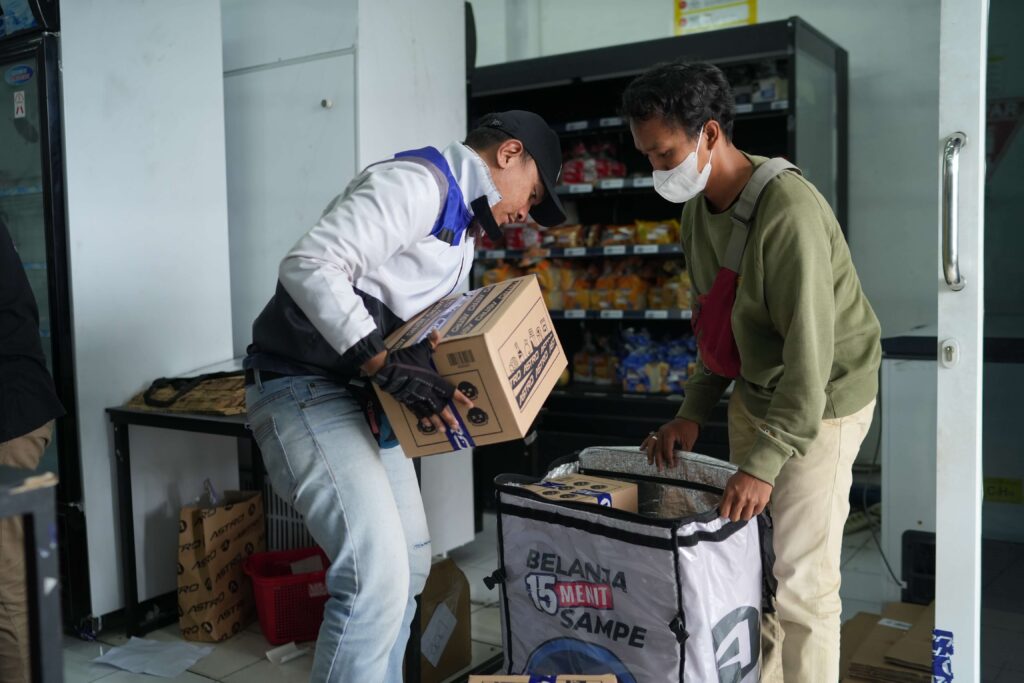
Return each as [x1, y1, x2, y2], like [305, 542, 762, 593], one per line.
[244, 111, 564, 682]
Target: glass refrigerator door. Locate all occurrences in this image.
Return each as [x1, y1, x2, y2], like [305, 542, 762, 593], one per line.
[1, 47, 57, 475]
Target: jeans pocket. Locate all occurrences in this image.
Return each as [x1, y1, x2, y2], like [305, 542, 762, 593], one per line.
[252, 416, 299, 501]
[247, 385, 293, 414]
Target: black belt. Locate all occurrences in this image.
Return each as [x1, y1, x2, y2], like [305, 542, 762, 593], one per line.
[244, 369, 290, 387]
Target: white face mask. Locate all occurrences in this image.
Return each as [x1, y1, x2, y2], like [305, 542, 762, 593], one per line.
[652, 124, 713, 204]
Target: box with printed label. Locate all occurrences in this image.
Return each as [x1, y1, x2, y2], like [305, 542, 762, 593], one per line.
[522, 475, 638, 513]
[469, 676, 617, 683]
[376, 275, 567, 457]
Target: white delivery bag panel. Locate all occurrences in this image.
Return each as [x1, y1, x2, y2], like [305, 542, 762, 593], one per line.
[491, 447, 773, 683]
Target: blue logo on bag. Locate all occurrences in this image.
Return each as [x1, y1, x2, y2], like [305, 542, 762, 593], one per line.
[525, 638, 636, 683]
[4, 65, 33, 85]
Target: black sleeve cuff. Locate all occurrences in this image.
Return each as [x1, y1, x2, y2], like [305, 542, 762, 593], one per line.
[340, 330, 387, 372]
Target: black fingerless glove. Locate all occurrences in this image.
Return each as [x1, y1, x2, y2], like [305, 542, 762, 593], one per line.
[371, 337, 454, 419]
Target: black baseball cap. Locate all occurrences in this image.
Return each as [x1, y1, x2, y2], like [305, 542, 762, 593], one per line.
[477, 110, 566, 227]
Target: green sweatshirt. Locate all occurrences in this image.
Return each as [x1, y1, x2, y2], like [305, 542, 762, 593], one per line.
[677, 154, 881, 485]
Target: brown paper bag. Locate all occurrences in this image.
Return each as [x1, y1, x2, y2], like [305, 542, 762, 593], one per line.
[177, 491, 266, 642]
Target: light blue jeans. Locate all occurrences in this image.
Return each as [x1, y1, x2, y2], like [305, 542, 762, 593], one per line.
[246, 371, 431, 683]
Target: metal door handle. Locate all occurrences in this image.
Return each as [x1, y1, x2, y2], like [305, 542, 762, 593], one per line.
[941, 132, 967, 291]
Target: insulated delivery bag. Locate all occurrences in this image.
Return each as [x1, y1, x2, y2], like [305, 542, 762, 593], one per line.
[488, 447, 776, 683]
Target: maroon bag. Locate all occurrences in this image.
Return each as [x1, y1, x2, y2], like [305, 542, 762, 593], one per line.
[691, 158, 800, 379]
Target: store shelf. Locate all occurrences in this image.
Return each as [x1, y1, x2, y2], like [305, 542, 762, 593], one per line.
[551, 100, 788, 136]
[556, 177, 655, 196]
[477, 243, 682, 260]
[0, 185, 44, 198]
[550, 309, 691, 321]
[551, 382, 683, 402]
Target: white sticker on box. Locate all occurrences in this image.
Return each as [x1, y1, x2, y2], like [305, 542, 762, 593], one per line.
[290, 555, 324, 574]
[420, 603, 457, 667]
[878, 618, 913, 630]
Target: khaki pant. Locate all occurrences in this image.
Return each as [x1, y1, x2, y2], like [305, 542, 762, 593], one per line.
[0, 421, 53, 683]
[728, 392, 874, 683]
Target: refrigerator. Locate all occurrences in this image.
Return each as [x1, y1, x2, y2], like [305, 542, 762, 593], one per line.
[1, 1, 91, 627]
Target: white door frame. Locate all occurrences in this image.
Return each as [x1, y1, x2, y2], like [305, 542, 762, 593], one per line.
[935, 0, 988, 680]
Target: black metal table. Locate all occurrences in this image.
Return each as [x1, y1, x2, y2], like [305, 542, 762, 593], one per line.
[105, 407, 264, 639]
[0, 469, 63, 683]
[104, 406, 504, 681]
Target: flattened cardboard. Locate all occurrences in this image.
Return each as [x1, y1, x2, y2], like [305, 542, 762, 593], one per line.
[413, 558, 472, 683]
[522, 474, 638, 513]
[884, 602, 934, 672]
[848, 603, 930, 683]
[377, 275, 567, 457]
[840, 612, 882, 681]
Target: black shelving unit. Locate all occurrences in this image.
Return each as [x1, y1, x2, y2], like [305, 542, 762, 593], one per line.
[469, 16, 848, 463]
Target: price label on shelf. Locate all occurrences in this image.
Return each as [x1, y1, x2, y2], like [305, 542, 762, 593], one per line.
[644, 310, 669, 320]
[634, 245, 659, 254]
[568, 184, 594, 194]
[603, 246, 627, 255]
[631, 177, 654, 188]
[771, 99, 789, 110]
[599, 116, 625, 127]
[565, 120, 589, 131]
[484, 250, 505, 259]
[600, 310, 624, 319]
[598, 178, 625, 190]
[735, 103, 754, 114]
[564, 309, 586, 319]
[564, 247, 587, 257]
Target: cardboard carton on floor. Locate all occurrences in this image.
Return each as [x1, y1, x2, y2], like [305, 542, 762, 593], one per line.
[377, 275, 567, 457]
[840, 611, 882, 681]
[848, 602, 931, 683]
[469, 676, 617, 683]
[407, 558, 471, 683]
[522, 474, 638, 513]
[884, 602, 934, 672]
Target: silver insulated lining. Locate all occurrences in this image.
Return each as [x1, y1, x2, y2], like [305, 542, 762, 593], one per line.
[545, 446, 738, 520]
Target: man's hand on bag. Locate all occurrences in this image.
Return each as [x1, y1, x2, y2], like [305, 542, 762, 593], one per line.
[719, 471, 773, 522]
[371, 332, 473, 433]
[641, 418, 700, 471]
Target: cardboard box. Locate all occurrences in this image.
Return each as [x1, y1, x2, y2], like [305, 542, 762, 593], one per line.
[522, 474, 638, 513]
[848, 603, 930, 683]
[469, 676, 617, 683]
[840, 612, 882, 681]
[884, 602, 934, 672]
[377, 275, 567, 457]
[408, 558, 471, 683]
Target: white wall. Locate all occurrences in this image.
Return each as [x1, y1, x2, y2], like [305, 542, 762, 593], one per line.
[355, 0, 467, 168]
[222, 0, 475, 555]
[469, 0, 941, 336]
[61, 1, 236, 615]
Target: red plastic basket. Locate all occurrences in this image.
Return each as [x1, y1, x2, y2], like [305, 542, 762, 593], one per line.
[243, 547, 330, 645]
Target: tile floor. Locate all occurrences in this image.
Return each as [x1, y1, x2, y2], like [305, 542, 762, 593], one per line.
[63, 513, 1024, 682]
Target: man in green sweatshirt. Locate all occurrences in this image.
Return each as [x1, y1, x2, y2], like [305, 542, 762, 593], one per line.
[623, 61, 881, 683]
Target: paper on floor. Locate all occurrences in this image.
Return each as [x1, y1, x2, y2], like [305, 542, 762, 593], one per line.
[92, 636, 212, 678]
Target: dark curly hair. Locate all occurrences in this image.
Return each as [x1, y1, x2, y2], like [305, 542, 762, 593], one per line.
[621, 61, 735, 140]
